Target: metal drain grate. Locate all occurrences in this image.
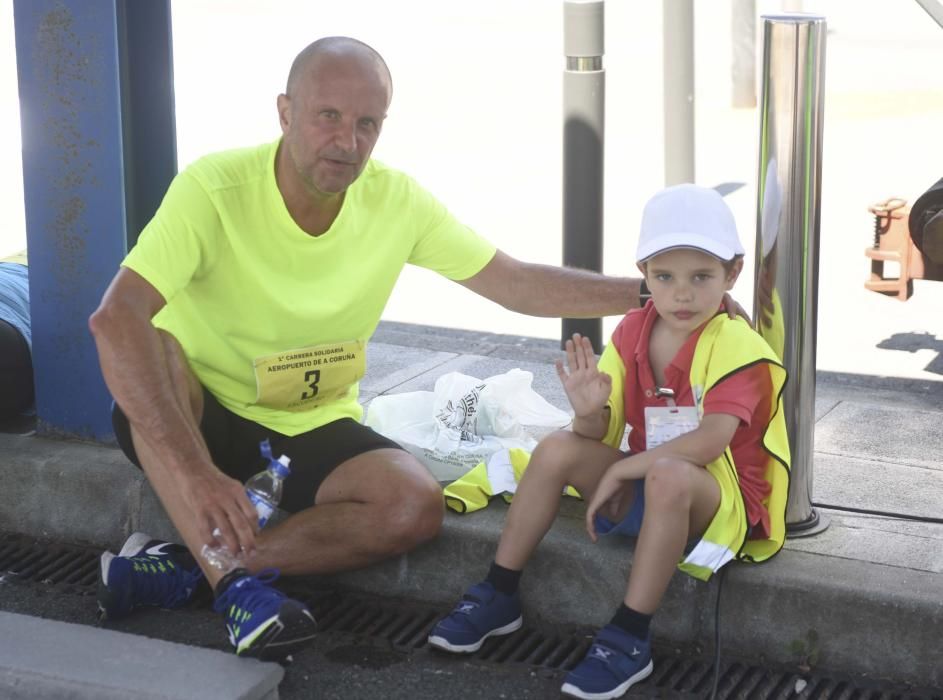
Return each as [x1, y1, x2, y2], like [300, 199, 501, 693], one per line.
[286, 586, 941, 700]
[0, 534, 100, 593]
[2, 532, 940, 700]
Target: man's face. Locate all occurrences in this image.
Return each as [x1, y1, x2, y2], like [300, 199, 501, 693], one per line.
[638, 248, 742, 334]
[278, 54, 390, 198]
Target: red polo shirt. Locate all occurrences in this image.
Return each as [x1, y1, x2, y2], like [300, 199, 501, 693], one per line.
[608, 302, 772, 538]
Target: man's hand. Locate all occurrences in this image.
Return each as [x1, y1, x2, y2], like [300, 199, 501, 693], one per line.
[181, 467, 260, 559]
[722, 292, 751, 323]
[555, 333, 611, 419]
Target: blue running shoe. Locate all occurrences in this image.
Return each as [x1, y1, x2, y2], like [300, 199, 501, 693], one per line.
[213, 570, 317, 661]
[427, 581, 523, 653]
[98, 532, 203, 620]
[561, 624, 654, 699]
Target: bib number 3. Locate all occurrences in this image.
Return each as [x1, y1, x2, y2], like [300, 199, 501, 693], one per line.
[252, 341, 365, 412]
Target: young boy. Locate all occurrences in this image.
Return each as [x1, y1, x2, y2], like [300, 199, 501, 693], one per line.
[426, 184, 790, 700]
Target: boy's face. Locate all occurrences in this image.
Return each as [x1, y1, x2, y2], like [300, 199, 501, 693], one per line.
[638, 248, 742, 334]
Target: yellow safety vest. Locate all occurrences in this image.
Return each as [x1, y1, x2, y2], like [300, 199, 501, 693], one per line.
[679, 315, 790, 580]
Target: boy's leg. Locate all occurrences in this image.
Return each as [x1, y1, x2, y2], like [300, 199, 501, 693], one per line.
[496, 430, 626, 570]
[624, 457, 720, 613]
[561, 457, 720, 699]
[428, 430, 624, 653]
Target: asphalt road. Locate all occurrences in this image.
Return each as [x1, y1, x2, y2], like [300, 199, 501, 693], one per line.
[2, 564, 938, 700]
[0, 573, 585, 700]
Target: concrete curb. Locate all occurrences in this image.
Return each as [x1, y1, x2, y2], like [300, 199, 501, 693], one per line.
[0, 611, 283, 700]
[1, 431, 939, 686]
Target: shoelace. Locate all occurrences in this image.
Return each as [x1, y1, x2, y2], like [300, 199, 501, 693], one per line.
[215, 568, 284, 624]
[128, 554, 200, 607]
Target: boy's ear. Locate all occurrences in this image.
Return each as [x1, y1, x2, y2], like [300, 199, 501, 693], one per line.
[726, 257, 744, 288]
[636, 262, 647, 276]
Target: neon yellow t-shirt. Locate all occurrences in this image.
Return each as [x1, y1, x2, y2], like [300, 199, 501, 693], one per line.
[122, 140, 496, 435]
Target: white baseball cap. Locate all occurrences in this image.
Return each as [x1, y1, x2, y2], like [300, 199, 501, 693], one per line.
[636, 184, 745, 263]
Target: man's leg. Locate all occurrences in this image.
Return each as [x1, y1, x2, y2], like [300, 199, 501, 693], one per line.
[248, 430, 624, 577]
[116, 331, 442, 577]
[107, 330, 317, 659]
[241, 446, 443, 575]
[123, 331, 233, 587]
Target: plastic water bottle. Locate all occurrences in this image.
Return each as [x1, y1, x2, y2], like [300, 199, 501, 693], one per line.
[201, 438, 291, 572]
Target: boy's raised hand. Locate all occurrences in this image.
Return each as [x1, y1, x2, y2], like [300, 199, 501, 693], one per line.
[555, 333, 612, 418]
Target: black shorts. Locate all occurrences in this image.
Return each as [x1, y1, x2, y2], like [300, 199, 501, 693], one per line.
[112, 387, 404, 513]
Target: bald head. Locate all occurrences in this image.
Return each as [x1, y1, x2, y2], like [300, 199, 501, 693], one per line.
[286, 37, 392, 102]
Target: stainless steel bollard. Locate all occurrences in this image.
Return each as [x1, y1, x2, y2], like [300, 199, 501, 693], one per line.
[753, 14, 829, 536]
[562, 0, 605, 350]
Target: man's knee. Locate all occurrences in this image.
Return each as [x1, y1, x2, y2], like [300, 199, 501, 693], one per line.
[371, 455, 444, 555]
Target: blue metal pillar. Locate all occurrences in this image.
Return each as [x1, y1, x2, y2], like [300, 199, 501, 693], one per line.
[13, 0, 175, 441]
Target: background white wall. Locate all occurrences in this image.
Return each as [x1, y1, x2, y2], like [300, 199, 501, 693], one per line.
[2, 1, 942, 378]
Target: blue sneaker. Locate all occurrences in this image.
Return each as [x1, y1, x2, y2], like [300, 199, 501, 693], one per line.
[427, 581, 523, 653]
[98, 532, 203, 620]
[561, 624, 654, 699]
[213, 570, 317, 661]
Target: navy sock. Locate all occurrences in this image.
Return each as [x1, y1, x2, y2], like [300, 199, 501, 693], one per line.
[485, 561, 522, 595]
[610, 603, 652, 640]
[214, 567, 250, 597]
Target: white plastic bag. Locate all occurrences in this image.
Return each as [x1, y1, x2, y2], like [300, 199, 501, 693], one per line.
[365, 369, 571, 482]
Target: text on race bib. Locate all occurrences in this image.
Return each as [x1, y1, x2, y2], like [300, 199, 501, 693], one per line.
[253, 340, 365, 412]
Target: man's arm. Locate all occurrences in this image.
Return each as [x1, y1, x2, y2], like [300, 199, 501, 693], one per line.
[89, 268, 207, 470]
[457, 250, 748, 321]
[88, 267, 258, 554]
[457, 250, 641, 317]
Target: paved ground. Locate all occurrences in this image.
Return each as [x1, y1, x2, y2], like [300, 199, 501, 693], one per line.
[1, 321, 941, 698]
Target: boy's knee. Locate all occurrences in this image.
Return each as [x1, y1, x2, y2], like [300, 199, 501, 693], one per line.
[530, 430, 588, 472]
[644, 458, 695, 510]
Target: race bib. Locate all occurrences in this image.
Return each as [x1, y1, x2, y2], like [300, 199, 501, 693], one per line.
[253, 340, 366, 412]
[644, 406, 700, 449]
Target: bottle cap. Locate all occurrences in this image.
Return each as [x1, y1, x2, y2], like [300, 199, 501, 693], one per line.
[272, 455, 291, 479]
[259, 438, 291, 478]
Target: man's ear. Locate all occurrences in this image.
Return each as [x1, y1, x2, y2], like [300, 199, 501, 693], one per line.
[277, 94, 291, 132]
